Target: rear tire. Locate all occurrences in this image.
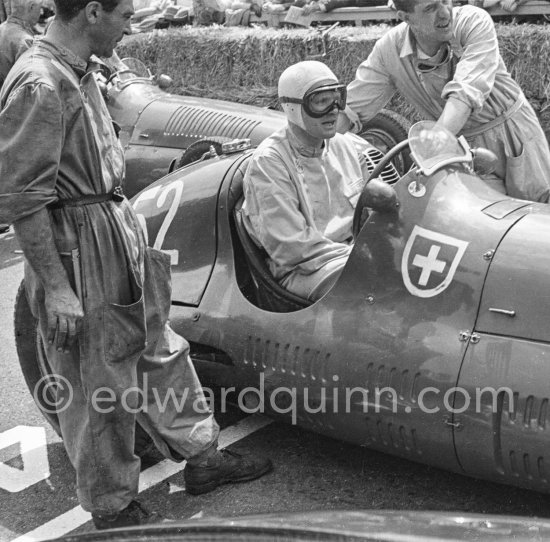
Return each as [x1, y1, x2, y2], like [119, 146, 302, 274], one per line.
[360, 109, 413, 175]
[14, 280, 154, 457]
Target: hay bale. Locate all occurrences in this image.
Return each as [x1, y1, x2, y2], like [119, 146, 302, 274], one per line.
[118, 23, 550, 130]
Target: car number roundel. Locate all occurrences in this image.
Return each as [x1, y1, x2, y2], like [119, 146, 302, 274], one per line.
[401, 225, 469, 298]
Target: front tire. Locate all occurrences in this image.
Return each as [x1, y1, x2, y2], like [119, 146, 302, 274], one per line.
[360, 109, 413, 175]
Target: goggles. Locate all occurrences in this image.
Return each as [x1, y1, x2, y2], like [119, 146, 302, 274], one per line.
[280, 84, 347, 118]
[416, 43, 453, 73]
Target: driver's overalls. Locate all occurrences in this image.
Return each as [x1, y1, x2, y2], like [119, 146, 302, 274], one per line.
[242, 127, 368, 301]
[0, 39, 219, 515]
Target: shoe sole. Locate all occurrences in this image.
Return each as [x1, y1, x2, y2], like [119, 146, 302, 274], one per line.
[185, 461, 273, 496]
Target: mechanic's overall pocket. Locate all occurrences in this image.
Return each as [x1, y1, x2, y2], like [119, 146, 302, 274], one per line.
[143, 247, 172, 338]
[505, 145, 529, 200]
[506, 138, 549, 202]
[103, 281, 147, 364]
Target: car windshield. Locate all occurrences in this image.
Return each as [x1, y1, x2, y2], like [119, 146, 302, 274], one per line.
[409, 120, 472, 175]
[99, 53, 150, 83]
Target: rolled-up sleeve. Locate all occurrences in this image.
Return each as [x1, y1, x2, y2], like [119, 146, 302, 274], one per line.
[243, 149, 350, 276]
[0, 82, 61, 223]
[442, 7, 499, 111]
[347, 39, 397, 130]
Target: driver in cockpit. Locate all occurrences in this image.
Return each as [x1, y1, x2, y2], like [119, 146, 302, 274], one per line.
[241, 61, 398, 302]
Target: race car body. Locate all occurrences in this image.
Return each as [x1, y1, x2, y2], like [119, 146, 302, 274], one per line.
[16, 123, 550, 494]
[131, 124, 550, 494]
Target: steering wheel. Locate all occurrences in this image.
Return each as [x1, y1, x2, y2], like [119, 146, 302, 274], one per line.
[352, 139, 410, 239]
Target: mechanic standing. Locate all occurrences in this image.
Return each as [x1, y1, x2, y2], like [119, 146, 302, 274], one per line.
[0, 0, 272, 530]
[242, 61, 397, 302]
[341, 0, 550, 203]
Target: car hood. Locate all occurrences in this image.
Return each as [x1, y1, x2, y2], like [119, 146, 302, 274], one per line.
[127, 92, 286, 150]
[54, 509, 550, 541]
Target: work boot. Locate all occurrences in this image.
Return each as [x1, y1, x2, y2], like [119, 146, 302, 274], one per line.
[184, 448, 273, 495]
[92, 500, 160, 530]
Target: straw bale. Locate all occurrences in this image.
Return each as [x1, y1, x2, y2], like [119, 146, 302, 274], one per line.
[118, 23, 550, 132]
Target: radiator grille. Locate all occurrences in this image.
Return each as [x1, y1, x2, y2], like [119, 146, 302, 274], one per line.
[363, 147, 401, 185]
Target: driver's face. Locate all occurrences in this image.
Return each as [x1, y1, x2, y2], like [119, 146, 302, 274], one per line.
[301, 106, 339, 141]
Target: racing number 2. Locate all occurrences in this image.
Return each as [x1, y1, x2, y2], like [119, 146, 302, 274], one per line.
[132, 179, 184, 265]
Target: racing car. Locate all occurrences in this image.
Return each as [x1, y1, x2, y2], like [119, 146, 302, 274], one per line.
[102, 56, 411, 197]
[16, 121, 550, 496]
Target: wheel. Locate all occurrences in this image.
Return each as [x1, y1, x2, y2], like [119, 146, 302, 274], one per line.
[177, 139, 225, 169]
[360, 109, 413, 175]
[14, 280, 154, 457]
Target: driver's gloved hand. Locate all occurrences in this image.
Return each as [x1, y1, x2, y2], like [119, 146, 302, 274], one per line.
[363, 178, 399, 213]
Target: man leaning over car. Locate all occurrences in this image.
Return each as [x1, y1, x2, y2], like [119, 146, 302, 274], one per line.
[340, 0, 550, 203]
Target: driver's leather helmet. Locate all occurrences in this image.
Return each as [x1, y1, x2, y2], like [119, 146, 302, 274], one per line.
[278, 61, 342, 130]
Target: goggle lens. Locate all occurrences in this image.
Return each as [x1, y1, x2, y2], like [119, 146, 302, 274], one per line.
[304, 85, 347, 118]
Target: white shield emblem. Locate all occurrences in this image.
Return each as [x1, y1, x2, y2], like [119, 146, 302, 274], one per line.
[402, 226, 469, 298]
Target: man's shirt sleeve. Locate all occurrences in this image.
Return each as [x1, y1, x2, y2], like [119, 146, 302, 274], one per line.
[443, 6, 499, 111]
[0, 82, 61, 223]
[347, 38, 397, 130]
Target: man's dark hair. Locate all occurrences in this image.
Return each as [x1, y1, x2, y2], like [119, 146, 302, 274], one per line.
[393, 0, 417, 12]
[53, 0, 120, 21]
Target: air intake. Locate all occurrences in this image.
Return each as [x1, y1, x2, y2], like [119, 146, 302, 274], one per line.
[165, 106, 261, 140]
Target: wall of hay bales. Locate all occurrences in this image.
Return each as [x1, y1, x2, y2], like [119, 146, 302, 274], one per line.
[117, 23, 550, 129]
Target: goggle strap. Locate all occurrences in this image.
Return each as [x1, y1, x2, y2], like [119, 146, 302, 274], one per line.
[279, 96, 303, 105]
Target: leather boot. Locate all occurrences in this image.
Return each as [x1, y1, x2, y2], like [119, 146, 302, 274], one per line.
[92, 500, 160, 530]
[184, 448, 273, 495]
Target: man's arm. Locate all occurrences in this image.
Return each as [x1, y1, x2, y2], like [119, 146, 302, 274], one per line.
[345, 40, 397, 133]
[0, 83, 81, 351]
[14, 209, 83, 352]
[435, 95, 472, 135]
[441, 6, 500, 113]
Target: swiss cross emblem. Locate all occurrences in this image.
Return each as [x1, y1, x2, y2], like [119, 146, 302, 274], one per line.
[401, 226, 469, 298]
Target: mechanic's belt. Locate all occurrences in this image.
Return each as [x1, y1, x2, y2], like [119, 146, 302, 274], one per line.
[48, 186, 125, 209]
[462, 95, 524, 139]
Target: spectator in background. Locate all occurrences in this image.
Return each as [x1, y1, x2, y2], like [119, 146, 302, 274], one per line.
[0, 0, 10, 23]
[0, 0, 42, 234]
[302, 0, 384, 15]
[0, 0, 41, 87]
[468, 0, 527, 12]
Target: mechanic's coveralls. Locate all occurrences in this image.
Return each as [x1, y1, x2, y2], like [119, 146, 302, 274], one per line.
[347, 5, 550, 202]
[0, 40, 219, 515]
[0, 15, 35, 87]
[242, 127, 368, 301]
